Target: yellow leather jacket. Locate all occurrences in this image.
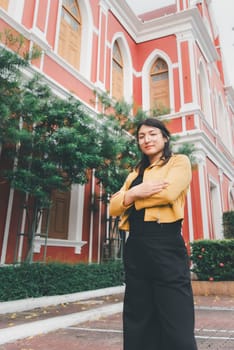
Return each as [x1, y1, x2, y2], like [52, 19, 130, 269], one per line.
[109, 154, 192, 230]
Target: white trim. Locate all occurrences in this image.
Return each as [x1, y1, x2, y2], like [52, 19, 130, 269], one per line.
[32, 0, 39, 30]
[44, 0, 51, 38]
[96, 1, 106, 86]
[177, 36, 185, 110]
[195, 151, 209, 238]
[79, 0, 93, 79]
[183, 0, 188, 9]
[188, 37, 199, 107]
[68, 184, 86, 251]
[0, 188, 14, 264]
[198, 58, 213, 126]
[208, 176, 223, 239]
[186, 188, 194, 242]
[17, 196, 28, 263]
[88, 170, 95, 263]
[54, 0, 63, 53]
[8, 0, 24, 22]
[34, 238, 86, 255]
[97, 183, 103, 263]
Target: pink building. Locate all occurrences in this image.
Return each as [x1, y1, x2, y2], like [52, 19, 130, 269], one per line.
[0, 0, 233, 264]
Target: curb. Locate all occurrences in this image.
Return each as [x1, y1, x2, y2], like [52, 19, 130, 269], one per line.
[0, 302, 123, 345]
[0, 285, 125, 314]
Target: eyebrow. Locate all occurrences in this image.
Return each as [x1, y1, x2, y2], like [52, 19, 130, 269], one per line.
[138, 129, 160, 136]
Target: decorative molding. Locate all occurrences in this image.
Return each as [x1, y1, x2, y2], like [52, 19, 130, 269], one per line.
[109, 3, 218, 63]
[34, 238, 87, 255]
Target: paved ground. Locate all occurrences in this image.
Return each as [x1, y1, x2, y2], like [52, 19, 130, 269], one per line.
[0, 291, 233, 349]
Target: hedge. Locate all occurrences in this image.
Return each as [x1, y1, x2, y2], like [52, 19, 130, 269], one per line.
[0, 260, 124, 301]
[190, 239, 234, 281]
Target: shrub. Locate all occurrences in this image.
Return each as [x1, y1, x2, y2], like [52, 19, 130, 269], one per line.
[0, 261, 124, 301]
[223, 211, 234, 239]
[190, 239, 234, 281]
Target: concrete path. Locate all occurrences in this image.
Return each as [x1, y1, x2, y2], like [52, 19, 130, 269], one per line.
[0, 286, 233, 349]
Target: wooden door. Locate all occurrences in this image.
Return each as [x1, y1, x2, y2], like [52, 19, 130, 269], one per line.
[42, 190, 70, 239]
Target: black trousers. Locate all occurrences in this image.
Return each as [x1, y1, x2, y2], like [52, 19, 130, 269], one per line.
[123, 221, 197, 350]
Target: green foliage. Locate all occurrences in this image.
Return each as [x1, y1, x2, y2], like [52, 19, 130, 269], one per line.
[0, 49, 107, 207]
[0, 50, 27, 138]
[1, 74, 104, 207]
[150, 104, 170, 117]
[190, 239, 234, 281]
[0, 261, 124, 301]
[176, 142, 197, 167]
[223, 211, 234, 239]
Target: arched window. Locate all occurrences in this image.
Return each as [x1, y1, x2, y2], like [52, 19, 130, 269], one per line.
[112, 41, 124, 100]
[58, 0, 81, 70]
[150, 58, 170, 112]
[0, 0, 9, 10]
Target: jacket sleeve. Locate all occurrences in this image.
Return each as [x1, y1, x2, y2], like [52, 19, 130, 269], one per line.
[135, 154, 192, 210]
[109, 172, 136, 216]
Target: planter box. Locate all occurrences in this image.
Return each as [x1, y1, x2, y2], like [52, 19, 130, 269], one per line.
[192, 281, 234, 297]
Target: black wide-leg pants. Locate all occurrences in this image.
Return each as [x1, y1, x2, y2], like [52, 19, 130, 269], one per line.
[123, 222, 197, 350]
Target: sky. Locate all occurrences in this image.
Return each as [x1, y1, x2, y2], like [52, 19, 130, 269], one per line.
[125, 0, 234, 87]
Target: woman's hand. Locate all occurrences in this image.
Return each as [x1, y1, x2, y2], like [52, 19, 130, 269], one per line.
[124, 181, 168, 206]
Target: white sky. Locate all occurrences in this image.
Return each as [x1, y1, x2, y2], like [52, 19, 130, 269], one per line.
[126, 0, 234, 87]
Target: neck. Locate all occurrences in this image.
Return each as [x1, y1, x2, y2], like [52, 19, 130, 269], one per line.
[148, 153, 163, 165]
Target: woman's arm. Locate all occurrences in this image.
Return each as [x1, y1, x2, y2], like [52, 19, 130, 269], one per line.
[109, 172, 137, 216]
[135, 155, 192, 210]
[123, 180, 168, 206]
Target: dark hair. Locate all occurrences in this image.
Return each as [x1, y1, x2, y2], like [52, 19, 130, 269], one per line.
[136, 118, 172, 175]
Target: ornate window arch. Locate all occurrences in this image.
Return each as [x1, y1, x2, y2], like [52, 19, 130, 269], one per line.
[110, 34, 133, 104]
[142, 50, 174, 114]
[58, 0, 82, 70]
[149, 57, 170, 113]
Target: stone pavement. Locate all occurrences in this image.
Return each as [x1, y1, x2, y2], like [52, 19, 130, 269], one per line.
[0, 286, 233, 349]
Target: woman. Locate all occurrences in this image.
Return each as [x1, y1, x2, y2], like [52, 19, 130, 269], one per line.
[109, 118, 197, 350]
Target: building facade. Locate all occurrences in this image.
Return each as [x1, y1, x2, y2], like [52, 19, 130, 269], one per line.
[0, 0, 233, 265]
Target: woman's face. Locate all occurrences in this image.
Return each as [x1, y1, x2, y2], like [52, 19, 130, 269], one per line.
[137, 124, 167, 163]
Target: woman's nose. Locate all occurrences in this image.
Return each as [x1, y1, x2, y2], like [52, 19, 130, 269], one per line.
[144, 134, 151, 142]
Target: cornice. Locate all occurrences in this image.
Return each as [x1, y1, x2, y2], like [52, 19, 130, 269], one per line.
[107, 0, 142, 41]
[109, 2, 218, 63]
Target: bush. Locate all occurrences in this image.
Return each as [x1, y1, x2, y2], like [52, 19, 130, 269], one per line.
[223, 211, 234, 239]
[190, 239, 234, 281]
[0, 261, 124, 301]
